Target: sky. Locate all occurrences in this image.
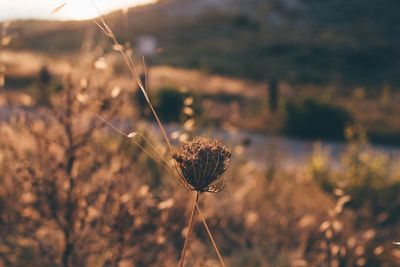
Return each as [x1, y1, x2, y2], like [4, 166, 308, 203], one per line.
[0, 0, 156, 22]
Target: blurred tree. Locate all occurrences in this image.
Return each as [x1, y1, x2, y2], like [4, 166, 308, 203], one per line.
[268, 79, 279, 113]
[283, 98, 353, 140]
[155, 87, 185, 123]
[39, 66, 52, 85]
[36, 66, 53, 106]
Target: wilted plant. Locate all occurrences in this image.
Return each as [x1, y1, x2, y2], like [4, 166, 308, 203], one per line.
[0, 56, 190, 266]
[0, 72, 126, 266]
[173, 138, 231, 266]
[88, 4, 232, 266]
[173, 138, 231, 194]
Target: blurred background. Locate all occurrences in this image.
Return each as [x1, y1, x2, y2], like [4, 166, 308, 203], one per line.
[1, 0, 400, 266]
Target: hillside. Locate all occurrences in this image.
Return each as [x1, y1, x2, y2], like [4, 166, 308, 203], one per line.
[5, 0, 400, 87]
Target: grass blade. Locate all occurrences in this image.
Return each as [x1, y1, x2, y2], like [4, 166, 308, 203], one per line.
[50, 2, 67, 15]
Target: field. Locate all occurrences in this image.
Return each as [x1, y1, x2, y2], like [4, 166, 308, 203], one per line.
[1, 1, 400, 267]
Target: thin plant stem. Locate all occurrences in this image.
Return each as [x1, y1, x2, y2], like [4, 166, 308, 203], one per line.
[195, 202, 226, 267]
[179, 192, 199, 267]
[90, 0, 173, 155]
[95, 113, 176, 175]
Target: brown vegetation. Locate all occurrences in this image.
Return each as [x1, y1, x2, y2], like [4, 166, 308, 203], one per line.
[1, 9, 400, 267]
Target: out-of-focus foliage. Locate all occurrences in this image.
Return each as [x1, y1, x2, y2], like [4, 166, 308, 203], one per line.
[1, 6, 400, 265]
[155, 87, 185, 122]
[0, 22, 11, 88]
[7, 0, 400, 87]
[283, 97, 353, 140]
[1, 71, 400, 266]
[0, 49, 185, 267]
[308, 125, 400, 246]
[341, 126, 400, 225]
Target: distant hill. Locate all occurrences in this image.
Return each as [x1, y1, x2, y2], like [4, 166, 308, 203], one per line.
[6, 0, 400, 87]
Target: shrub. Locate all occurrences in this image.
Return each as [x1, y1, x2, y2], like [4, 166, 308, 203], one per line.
[155, 87, 185, 122]
[311, 126, 400, 225]
[283, 98, 353, 140]
[341, 126, 400, 225]
[308, 143, 335, 193]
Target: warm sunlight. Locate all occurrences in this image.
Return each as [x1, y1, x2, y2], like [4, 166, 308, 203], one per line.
[2, 0, 400, 266]
[0, 0, 157, 21]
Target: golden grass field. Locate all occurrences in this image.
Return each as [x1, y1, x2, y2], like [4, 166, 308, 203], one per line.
[1, 3, 400, 266]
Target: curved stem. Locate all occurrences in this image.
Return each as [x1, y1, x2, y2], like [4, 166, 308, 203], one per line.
[179, 192, 199, 267]
[195, 203, 226, 267]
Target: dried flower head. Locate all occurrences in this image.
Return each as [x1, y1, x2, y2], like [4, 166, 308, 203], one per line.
[173, 138, 231, 193]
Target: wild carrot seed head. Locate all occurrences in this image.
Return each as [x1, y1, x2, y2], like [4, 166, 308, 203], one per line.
[173, 138, 231, 193]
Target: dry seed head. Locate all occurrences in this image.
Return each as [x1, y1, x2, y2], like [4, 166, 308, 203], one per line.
[173, 138, 231, 193]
